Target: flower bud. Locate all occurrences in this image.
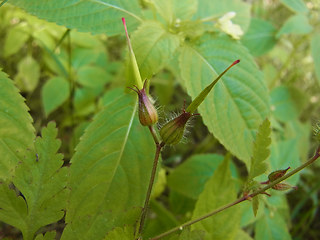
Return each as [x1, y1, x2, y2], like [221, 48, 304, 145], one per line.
[160, 111, 192, 145]
[272, 183, 297, 191]
[129, 81, 158, 126]
[268, 167, 290, 182]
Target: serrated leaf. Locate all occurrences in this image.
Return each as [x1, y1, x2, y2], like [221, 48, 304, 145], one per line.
[191, 157, 241, 240]
[9, 0, 143, 35]
[242, 18, 276, 56]
[255, 208, 291, 240]
[15, 55, 40, 92]
[62, 90, 155, 240]
[132, 21, 180, 79]
[168, 154, 238, 199]
[35, 231, 56, 240]
[0, 123, 68, 240]
[280, 0, 309, 14]
[276, 14, 313, 37]
[248, 119, 271, 180]
[151, 0, 197, 23]
[180, 34, 269, 166]
[104, 226, 134, 240]
[194, 0, 251, 32]
[311, 33, 320, 85]
[0, 70, 35, 180]
[42, 76, 70, 116]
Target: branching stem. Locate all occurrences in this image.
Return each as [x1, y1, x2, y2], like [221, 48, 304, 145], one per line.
[150, 145, 320, 240]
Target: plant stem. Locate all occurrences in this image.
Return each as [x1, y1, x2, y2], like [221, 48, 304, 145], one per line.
[138, 141, 165, 237]
[148, 126, 159, 145]
[150, 145, 320, 240]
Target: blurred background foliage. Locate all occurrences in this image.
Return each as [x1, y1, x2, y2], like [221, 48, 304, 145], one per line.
[0, 0, 320, 239]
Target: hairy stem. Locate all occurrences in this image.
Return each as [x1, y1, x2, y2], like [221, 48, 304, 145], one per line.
[150, 145, 320, 240]
[138, 140, 165, 238]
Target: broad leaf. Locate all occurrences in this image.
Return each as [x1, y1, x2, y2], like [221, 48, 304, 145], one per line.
[9, 0, 143, 35]
[35, 231, 57, 240]
[167, 154, 238, 199]
[248, 119, 271, 180]
[151, 0, 197, 23]
[234, 229, 253, 240]
[276, 14, 313, 37]
[0, 123, 68, 240]
[0, 70, 34, 180]
[62, 89, 155, 240]
[311, 33, 320, 85]
[131, 21, 180, 79]
[191, 157, 241, 240]
[104, 226, 134, 240]
[42, 76, 70, 116]
[280, 0, 309, 14]
[3, 23, 29, 57]
[242, 18, 276, 56]
[15, 55, 40, 92]
[194, 0, 251, 32]
[180, 34, 269, 166]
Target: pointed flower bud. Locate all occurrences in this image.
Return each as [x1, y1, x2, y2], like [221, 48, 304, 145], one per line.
[129, 80, 158, 126]
[272, 183, 297, 191]
[268, 167, 290, 182]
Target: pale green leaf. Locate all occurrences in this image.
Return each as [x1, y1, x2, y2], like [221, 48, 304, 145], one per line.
[180, 34, 269, 166]
[194, 0, 251, 32]
[280, 0, 309, 14]
[62, 90, 155, 240]
[11, 122, 68, 240]
[42, 76, 70, 116]
[131, 21, 180, 79]
[168, 154, 238, 199]
[77, 65, 111, 88]
[15, 55, 40, 92]
[0, 70, 35, 180]
[35, 231, 57, 240]
[151, 0, 197, 24]
[276, 14, 313, 37]
[311, 33, 320, 85]
[255, 209, 291, 240]
[3, 24, 29, 57]
[249, 119, 271, 180]
[9, 0, 143, 35]
[191, 157, 241, 240]
[242, 18, 276, 56]
[104, 226, 134, 240]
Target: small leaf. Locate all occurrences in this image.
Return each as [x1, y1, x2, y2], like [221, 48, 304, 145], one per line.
[248, 119, 271, 180]
[280, 0, 309, 14]
[241, 18, 276, 56]
[191, 157, 241, 239]
[311, 33, 320, 85]
[3, 24, 29, 57]
[0, 70, 35, 180]
[76, 65, 111, 88]
[252, 196, 259, 217]
[42, 76, 70, 116]
[15, 55, 40, 92]
[276, 14, 313, 37]
[132, 21, 180, 79]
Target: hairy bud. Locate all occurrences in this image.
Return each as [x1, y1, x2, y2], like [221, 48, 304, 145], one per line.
[268, 167, 290, 182]
[272, 183, 297, 191]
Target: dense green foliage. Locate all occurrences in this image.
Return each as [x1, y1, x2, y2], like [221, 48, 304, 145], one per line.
[0, 0, 319, 239]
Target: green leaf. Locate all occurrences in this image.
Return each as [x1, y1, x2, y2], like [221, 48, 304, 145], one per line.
[0, 70, 34, 180]
[3, 23, 29, 57]
[62, 90, 155, 240]
[15, 55, 40, 92]
[104, 226, 134, 240]
[35, 231, 57, 240]
[180, 34, 269, 166]
[234, 229, 253, 240]
[252, 195, 260, 217]
[280, 0, 309, 14]
[242, 18, 276, 56]
[311, 33, 320, 85]
[194, 0, 251, 32]
[191, 157, 241, 240]
[42, 76, 70, 116]
[0, 123, 68, 240]
[276, 14, 313, 37]
[171, 229, 206, 240]
[9, 0, 143, 35]
[151, 0, 197, 23]
[248, 119, 271, 180]
[255, 208, 291, 240]
[132, 21, 180, 79]
[76, 65, 111, 88]
[168, 154, 238, 199]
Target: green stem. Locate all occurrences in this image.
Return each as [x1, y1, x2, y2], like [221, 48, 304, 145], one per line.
[138, 141, 165, 238]
[0, 0, 8, 7]
[148, 126, 159, 145]
[150, 145, 320, 240]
